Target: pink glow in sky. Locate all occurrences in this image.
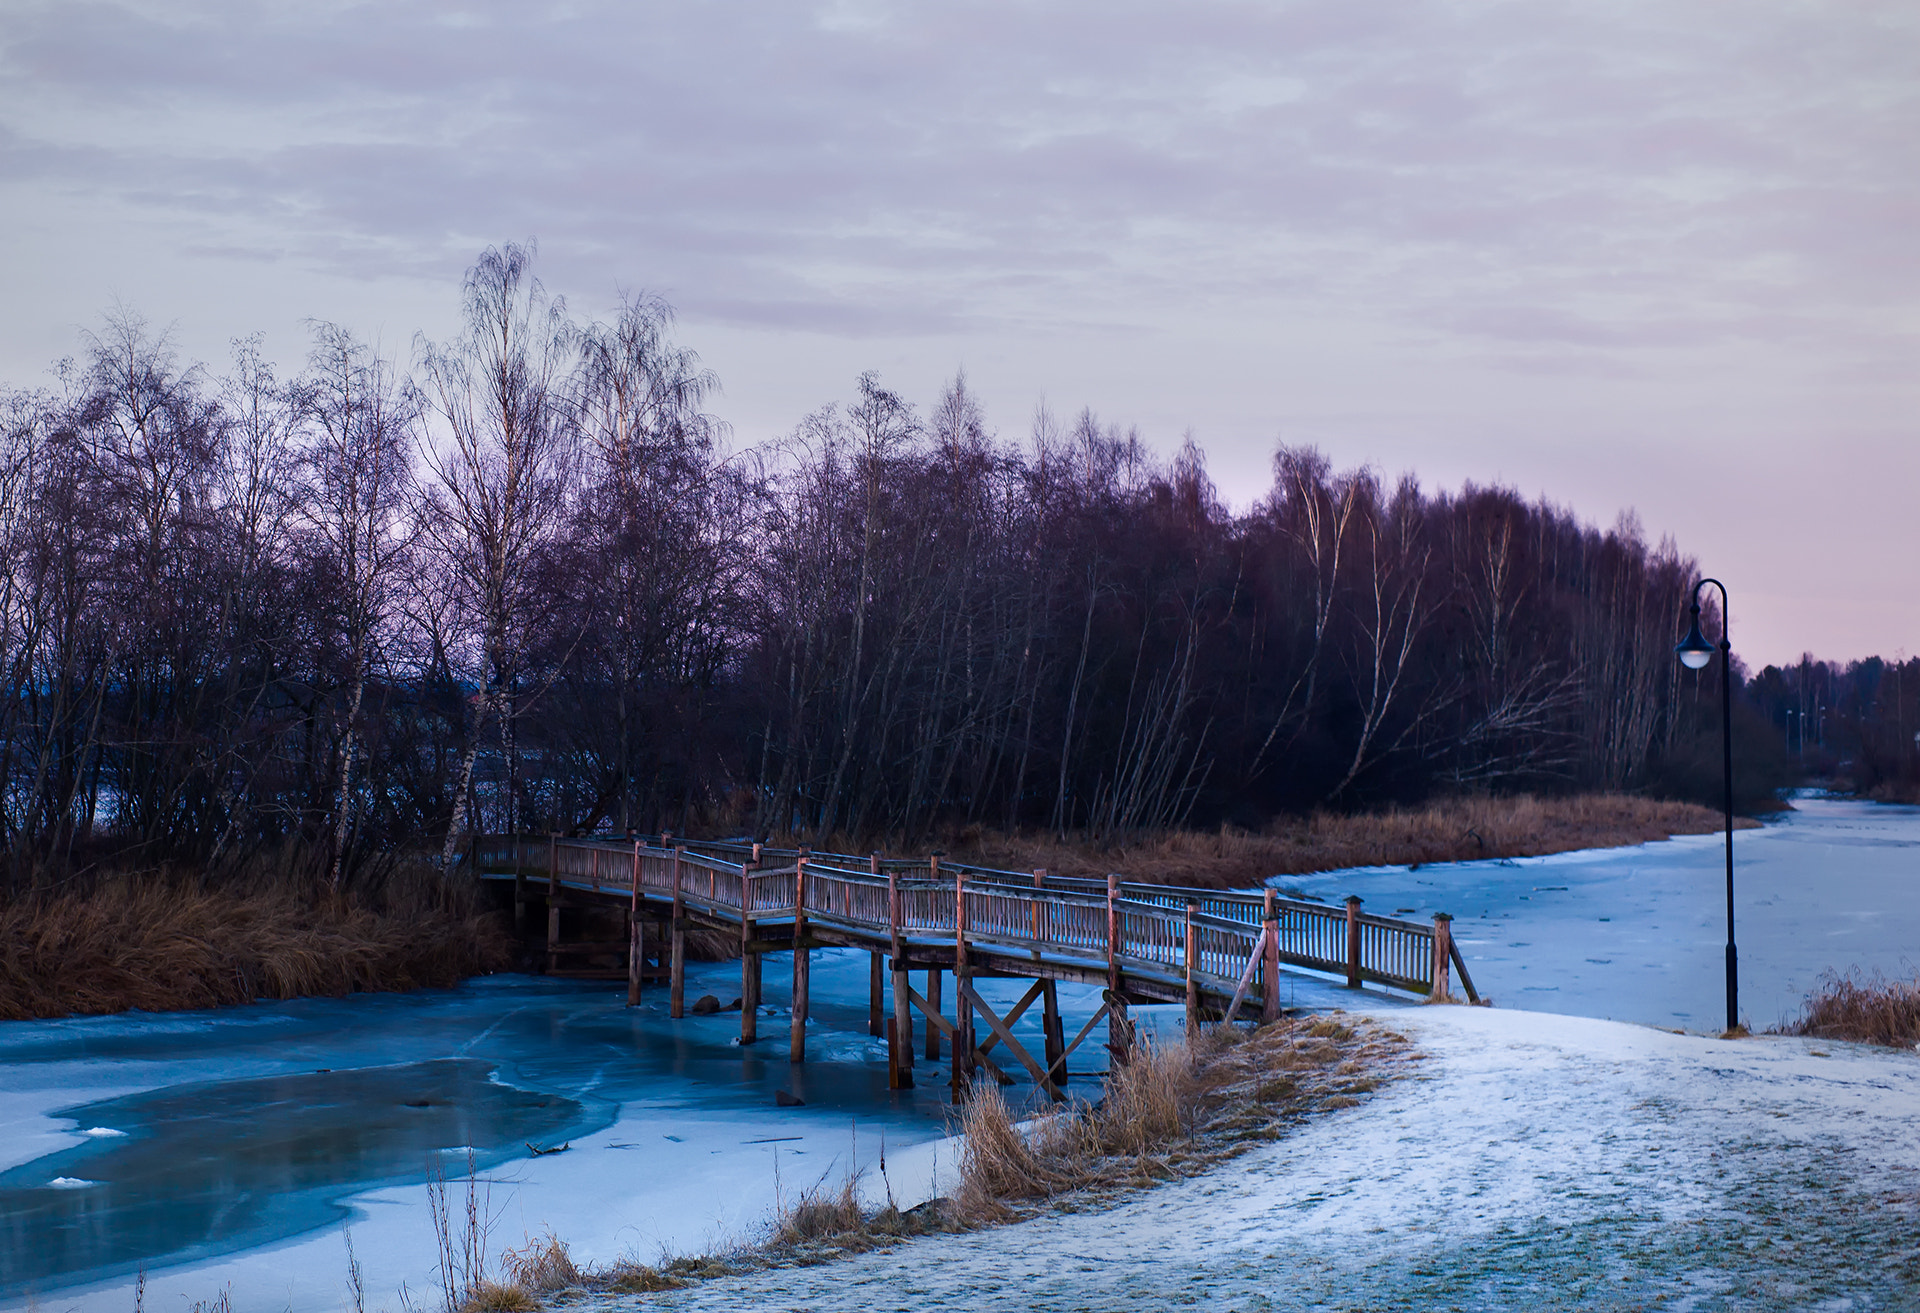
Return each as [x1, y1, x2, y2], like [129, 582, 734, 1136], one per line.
[2, 0, 1915, 668]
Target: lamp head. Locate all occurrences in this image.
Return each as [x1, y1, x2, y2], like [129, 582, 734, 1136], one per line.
[1675, 604, 1715, 670]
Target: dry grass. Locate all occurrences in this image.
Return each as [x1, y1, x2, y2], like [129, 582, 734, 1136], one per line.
[771, 1176, 869, 1247]
[1775, 971, 1920, 1048]
[949, 1014, 1402, 1223]
[946, 793, 1751, 891]
[0, 852, 511, 1021]
[501, 1232, 582, 1293]
[456, 1281, 539, 1313]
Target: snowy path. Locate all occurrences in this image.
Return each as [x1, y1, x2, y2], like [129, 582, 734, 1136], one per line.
[606, 1006, 1920, 1312]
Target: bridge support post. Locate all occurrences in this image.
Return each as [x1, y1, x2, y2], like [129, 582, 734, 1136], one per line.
[741, 932, 761, 1043]
[1041, 979, 1066, 1092]
[1184, 902, 1199, 1034]
[1106, 873, 1131, 1065]
[627, 911, 645, 1005]
[1262, 915, 1281, 1022]
[887, 1014, 914, 1089]
[867, 853, 887, 1038]
[1430, 913, 1453, 1002]
[1262, 889, 1281, 1022]
[741, 854, 760, 1044]
[951, 862, 975, 1101]
[625, 839, 643, 1005]
[1345, 895, 1364, 989]
[1106, 992, 1134, 1065]
[669, 846, 687, 1019]
[791, 851, 810, 1063]
[890, 962, 914, 1081]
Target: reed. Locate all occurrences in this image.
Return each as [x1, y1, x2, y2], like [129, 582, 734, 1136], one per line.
[1775, 970, 1920, 1048]
[0, 851, 511, 1021]
[945, 793, 1749, 891]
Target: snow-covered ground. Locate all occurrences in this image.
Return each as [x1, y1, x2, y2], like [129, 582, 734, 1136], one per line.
[625, 1005, 1920, 1312]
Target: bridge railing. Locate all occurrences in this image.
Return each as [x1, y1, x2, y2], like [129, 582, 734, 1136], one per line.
[472, 833, 1470, 1001]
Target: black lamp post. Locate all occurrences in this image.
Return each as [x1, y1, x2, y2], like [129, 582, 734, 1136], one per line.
[1675, 578, 1737, 1033]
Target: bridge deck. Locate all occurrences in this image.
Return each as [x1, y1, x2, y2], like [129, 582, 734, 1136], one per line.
[473, 834, 1476, 1098]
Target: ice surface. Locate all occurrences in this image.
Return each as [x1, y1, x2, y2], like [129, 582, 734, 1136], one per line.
[0, 950, 1109, 1311]
[1277, 796, 1920, 1030]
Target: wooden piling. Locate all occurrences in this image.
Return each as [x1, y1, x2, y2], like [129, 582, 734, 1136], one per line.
[887, 1014, 914, 1089]
[1430, 913, 1453, 1002]
[669, 845, 686, 1019]
[1184, 901, 1199, 1033]
[626, 839, 643, 1006]
[868, 853, 885, 1037]
[741, 853, 760, 1044]
[791, 850, 810, 1063]
[1345, 895, 1364, 989]
[1107, 873, 1131, 1064]
[1041, 978, 1066, 1091]
[887, 862, 912, 1069]
[1261, 889, 1281, 1021]
[951, 858, 975, 1097]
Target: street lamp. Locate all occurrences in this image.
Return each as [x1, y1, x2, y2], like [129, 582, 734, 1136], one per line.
[1675, 578, 1737, 1033]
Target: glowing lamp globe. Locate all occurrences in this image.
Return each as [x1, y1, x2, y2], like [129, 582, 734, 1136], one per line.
[1675, 616, 1715, 670]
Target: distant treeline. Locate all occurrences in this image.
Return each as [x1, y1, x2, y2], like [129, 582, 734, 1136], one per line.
[0, 244, 1772, 881]
[1747, 656, 1920, 802]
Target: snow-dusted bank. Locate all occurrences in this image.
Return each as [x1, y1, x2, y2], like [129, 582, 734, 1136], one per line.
[624, 1005, 1920, 1312]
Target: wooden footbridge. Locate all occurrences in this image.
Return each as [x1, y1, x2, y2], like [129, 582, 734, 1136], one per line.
[471, 834, 1477, 1101]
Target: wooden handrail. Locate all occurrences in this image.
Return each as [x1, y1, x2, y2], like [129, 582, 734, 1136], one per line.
[475, 831, 1464, 1000]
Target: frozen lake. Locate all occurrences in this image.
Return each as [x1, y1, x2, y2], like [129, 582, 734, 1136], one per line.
[1283, 795, 1920, 1030]
[2, 796, 1911, 1309]
[0, 954, 1114, 1311]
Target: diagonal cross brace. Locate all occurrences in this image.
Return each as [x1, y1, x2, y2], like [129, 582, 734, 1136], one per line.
[903, 983, 1014, 1086]
[966, 988, 1062, 1099]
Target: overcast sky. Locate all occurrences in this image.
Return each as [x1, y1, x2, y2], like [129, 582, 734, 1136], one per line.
[2, 0, 1915, 668]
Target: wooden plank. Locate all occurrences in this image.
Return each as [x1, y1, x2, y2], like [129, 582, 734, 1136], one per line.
[1450, 935, 1481, 1004]
[1221, 923, 1272, 1025]
[1059, 1000, 1110, 1062]
[967, 989, 1061, 1098]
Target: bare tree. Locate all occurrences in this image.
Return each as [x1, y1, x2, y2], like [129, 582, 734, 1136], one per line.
[295, 323, 419, 884]
[416, 243, 579, 862]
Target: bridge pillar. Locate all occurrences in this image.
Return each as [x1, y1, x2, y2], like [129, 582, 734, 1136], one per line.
[740, 917, 760, 1044]
[626, 911, 644, 1005]
[669, 846, 686, 1019]
[869, 952, 885, 1038]
[1430, 913, 1453, 1002]
[791, 852, 810, 1063]
[1041, 979, 1066, 1092]
[1345, 896, 1364, 989]
[890, 961, 914, 1082]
